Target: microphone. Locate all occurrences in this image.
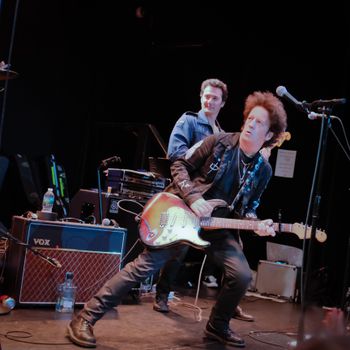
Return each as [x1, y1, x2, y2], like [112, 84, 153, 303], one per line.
[100, 156, 121, 168]
[308, 112, 336, 120]
[276, 86, 308, 113]
[33, 247, 62, 268]
[310, 98, 347, 108]
[45, 256, 62, 268]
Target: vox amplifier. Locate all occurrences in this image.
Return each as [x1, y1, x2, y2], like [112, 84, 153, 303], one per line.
[6, 216, 127, 305]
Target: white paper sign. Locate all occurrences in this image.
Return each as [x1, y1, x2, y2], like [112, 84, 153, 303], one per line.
[274, 149, 297, 178]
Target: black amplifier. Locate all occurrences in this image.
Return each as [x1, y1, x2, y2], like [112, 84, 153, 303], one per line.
[107, 168, 170, 198]
[69, 189, 147, 266]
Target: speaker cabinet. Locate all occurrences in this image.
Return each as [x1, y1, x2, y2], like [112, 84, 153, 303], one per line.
[255, 260, 299, 301]
[69, 189, 146, 265]
[6, 216, 127, 305]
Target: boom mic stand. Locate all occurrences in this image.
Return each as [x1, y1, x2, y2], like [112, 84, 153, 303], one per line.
[297, 105, 336, 344]
[275, 86, 348, 343]
[0, 227, 61, 268]
[341, 229, 350, 319]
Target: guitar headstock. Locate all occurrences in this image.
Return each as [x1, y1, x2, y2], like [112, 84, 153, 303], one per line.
[272, 131, 291, 149]
[261, 132, 291, 160]
[292, 223, 327, 243]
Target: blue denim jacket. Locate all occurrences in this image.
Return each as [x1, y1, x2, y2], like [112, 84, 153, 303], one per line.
[167, 110, 223, 162]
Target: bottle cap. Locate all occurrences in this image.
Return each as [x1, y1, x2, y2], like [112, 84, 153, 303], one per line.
[66, 272, 74, 279]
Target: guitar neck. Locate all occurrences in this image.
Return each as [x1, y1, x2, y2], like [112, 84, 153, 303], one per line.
[200, 217, 292, 232]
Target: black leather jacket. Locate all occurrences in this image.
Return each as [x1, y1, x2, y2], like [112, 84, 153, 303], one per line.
[166, 132, 272, 218]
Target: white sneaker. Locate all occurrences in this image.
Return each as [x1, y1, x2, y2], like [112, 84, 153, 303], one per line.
[202, 275, 218, 288]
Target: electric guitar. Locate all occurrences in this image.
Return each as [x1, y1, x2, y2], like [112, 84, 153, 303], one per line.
[139, 192, 327, 249]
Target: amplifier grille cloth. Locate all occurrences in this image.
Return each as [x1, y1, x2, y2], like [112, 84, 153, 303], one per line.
[20, 248, 121, 304]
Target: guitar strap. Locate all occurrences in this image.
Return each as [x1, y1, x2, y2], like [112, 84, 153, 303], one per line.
[228, 153, 263, 214]
[226, 132, 291, 214]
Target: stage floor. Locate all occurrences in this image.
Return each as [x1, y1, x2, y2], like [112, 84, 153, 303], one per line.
[0, 287, 322, 350]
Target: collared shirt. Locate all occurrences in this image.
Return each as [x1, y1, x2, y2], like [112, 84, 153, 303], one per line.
[167, 110, 223, 162]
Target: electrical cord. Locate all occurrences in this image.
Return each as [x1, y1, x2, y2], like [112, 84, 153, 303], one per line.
[169, 295, 203, 322]
[0, 237, 9, 281]
[247, 329, 297, 349]
[142, 341, 220, 350]
[59, 217, 85, 224]
[0, 330, 71, 346]
[152, 254, 210, 323]
[330, 117, 350, 159]
[117, 198, 144, 219]
[171, 253, 208, 322]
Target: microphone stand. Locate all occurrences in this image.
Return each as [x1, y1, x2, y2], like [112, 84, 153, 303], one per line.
[96, 164, 104, 225]
[96, 156, 121, 224]
[341, 234, 350, 316]
[0, 227, 61, 268]
[297, 105, 333, 344]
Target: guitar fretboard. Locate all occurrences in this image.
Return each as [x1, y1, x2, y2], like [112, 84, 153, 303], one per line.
[200, 217, 292, 232]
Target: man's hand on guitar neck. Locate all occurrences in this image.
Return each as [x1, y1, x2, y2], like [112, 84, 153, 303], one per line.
[254, 219, 275, 237]
[189, 197, 275, 237]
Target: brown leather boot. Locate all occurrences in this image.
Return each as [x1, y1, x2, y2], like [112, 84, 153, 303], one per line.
[153, 293, 170, 313]
[205, 321, 245, 347]
[67, 316, 97, 348]
[232, 305, 254, 322]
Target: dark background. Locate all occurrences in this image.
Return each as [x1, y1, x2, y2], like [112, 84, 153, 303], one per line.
[0, 1, 349, 305]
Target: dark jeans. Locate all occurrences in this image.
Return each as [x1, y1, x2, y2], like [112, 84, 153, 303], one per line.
[155, 245, 189, 296]
[155, 246, 220, 297]
[205, 234, 251, 328]
[80, 230, 251, 329]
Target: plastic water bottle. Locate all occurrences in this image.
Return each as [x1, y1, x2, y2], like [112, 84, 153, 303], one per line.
[55, 272, 77, 313]
[42, 188, 55, 212]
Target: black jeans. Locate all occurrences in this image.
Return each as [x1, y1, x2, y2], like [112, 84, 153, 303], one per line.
[155, 245, 189, 297]
[80, 230, 251, 330]
[155, 246, 221, 297]
[204, 232, 251, 328]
